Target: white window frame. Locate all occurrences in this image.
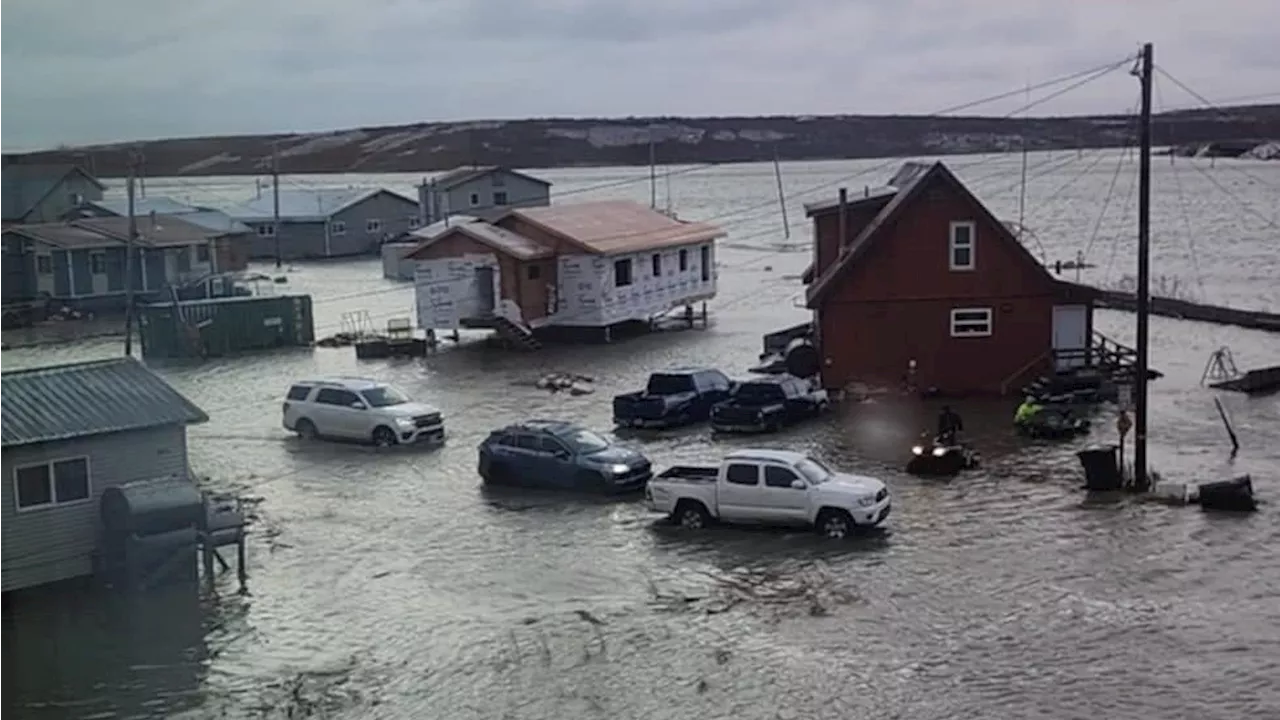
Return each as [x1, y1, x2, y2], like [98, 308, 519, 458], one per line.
[407, 216, 420, 229]
[12, 456, 92, 513]
[469, 192, 481, 207]
[950, 307, 993, 338]
[492, 191, 509, 206]
[89, 251, 107, 275]
[614, 258, 633, 287]
[949, 220, 976, 271]
[36, 254, 53, 274]
[331, 220, 347, 236]
[257, 224, 276, 237]
[365, 219, 381, 234]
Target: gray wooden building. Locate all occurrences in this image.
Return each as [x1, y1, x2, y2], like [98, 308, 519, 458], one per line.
[417, 166, 551, 225]
[2, 164, 106, 225]
[1, 357, 209, 593]
[223, 187, 419, 260]
[2, 215, 233, 312]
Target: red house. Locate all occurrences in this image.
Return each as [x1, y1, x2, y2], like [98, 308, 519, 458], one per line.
[803, 161, 1097, 396]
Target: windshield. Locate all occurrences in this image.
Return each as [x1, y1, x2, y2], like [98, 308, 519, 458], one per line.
[559, 428, 611, 454]
[733, 383, 784, 403]
[361, 386, 411, 408]
[795, 457, 833, 485]
[646, 374, 695, 395]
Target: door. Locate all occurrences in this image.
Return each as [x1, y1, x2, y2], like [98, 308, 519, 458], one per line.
[1052, 305, 1089, 370]
[475, 266, 496, 314]
[717, 463, 764, 522]
[313, 388, 365, 438]
[761, 465, 810, 524]
[537, 436, 577, 488]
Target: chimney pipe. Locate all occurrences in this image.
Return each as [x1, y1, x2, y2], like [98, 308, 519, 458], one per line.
[837, 188, 848, 249]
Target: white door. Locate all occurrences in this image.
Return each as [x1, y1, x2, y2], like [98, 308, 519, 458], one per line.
[1052, 305, 1089, 370]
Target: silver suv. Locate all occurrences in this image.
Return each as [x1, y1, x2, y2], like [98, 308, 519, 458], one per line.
[282, 377, 445, 447]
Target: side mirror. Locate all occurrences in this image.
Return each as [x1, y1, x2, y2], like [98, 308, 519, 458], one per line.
[790, 479, 806, 490]
[555, 450, 571, 461]
[350, 401, 366, 410]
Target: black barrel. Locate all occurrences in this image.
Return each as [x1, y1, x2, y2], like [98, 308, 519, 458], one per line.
[1077, 446, 1122, 491]
[783, 338, 821, 379]
[101, 477, 204, 538]
[1198, 475, 1257, 512]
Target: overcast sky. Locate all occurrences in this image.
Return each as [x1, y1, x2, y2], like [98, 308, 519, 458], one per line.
[2, 0, 1277, 151]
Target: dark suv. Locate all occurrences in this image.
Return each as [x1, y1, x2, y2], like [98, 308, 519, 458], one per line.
[478, 420, 653, 494]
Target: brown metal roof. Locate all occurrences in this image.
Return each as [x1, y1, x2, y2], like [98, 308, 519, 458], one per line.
[805, 161, 1057, 308]
[507, 200, 725, 255]
[405, 222, 553, 261]
[4, 215, 218, 250]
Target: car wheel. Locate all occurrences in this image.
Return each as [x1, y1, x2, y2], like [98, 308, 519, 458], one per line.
[372, 426, 398, 447]
[816, 509, 853, 539]
[295, 418, 318, 440]
[674, 500, 711, 530]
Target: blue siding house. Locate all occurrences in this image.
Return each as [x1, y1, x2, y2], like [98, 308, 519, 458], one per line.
[2, 356, 208, 592]
[2, 215, 225, 312]
[223, 187, 418, 260]
[3, 164, 106, 225]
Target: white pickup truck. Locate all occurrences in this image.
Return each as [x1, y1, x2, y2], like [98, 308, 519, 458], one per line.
[645, 449, 891, 539]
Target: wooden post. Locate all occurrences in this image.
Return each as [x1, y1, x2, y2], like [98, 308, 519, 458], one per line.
[123, 151, 139, 356]
[236, 532, 248, 593]
[202, 536, 215, 592]
[1133, 42, 1154, 493]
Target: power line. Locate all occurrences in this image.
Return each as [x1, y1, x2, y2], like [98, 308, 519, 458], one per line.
[1155, 75, 1208, 301]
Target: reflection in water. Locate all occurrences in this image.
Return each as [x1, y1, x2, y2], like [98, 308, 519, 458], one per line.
[3, 583, 208, 719]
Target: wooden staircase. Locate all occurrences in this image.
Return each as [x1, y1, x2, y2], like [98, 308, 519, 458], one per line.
[493, 315, 541, 351]
[1018, 331, 1152, 402]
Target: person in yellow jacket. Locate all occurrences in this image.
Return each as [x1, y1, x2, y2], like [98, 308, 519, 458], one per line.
[1014, 396, 1042, 426]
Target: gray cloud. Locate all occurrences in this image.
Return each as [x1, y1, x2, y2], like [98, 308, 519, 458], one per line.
[2, 0, 1277, 150]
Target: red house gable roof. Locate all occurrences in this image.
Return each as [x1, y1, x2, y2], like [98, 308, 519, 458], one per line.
[804, 161, 1056, 308]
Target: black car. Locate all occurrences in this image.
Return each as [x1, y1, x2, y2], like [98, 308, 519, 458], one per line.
[478, 420, 653, 494]
[710, 375, 830, 434]
[612, 368, 734, 429]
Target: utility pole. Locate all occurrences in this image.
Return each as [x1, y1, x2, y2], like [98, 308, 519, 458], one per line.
[1133, 42, 1154, 492]
[648, 126, 657, 209]
[272, 142, 282, 269]
[123, 151, 139, 356]
[772, 143, 790, 239]
[138, 150, 147, 199]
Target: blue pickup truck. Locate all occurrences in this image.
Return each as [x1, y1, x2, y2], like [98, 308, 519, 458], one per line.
[612, 368, 734, 429]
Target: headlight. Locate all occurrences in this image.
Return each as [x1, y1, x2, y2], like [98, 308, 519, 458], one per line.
[911, 445, 924, 456]
[856, 495, 876, 507]
[932, 447, 947, 457]
[609, 464, 630, 474]
[395, 417, 415, 428]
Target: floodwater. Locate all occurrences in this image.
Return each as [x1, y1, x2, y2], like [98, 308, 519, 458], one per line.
[3, 153, 1279, 719]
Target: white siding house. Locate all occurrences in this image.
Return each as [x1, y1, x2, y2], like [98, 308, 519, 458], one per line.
[406, 200, 724, 343]
[1, 357, 208, 593]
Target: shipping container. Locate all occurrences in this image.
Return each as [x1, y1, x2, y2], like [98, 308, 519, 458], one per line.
[138, 294, 315, 359]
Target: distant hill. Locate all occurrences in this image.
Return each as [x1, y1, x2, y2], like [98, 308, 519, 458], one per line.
[5, 105, 1278, 178]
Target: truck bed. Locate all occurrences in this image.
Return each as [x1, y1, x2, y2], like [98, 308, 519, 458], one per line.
[655, 465, 719, 482]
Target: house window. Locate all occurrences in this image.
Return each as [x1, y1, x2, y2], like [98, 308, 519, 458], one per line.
[652, 253, 662, 277]
[257, 224, 276, 237]
[700, 246, 711, 282]
[469, 193, 481, 207]
[197, 244, 211, 263]
[493, 191, 509, 206]
[331, 220, 347, 235]
[679, 248, 689, 272]
[492, 174, 506, 187]
[89, 252, 107, 275]
[13, 457, 91, 511]
[176, 247, 191, 273]
[614, 258, 633, 287]
[527, 264, 541, 280]
[949, 221, 975, 270]
[366, 219, 382, 234]
[408, 216, 420, 229]
[950, 308, 993, 337]
[37, 255, 53, 274]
